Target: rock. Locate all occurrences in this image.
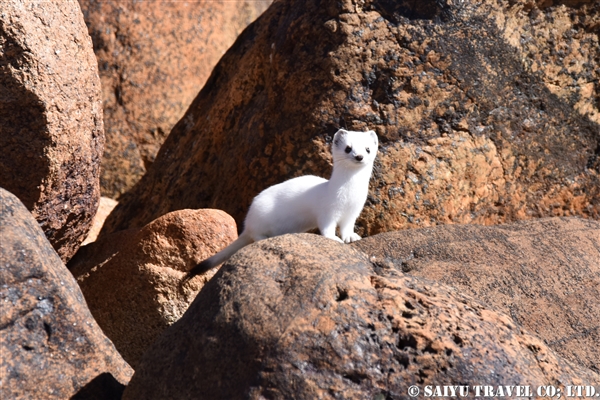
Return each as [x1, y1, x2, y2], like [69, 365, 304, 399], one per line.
[101, 0, 599, 238]
[123, 233, 598, 399]
[353, 217, 600, 374]
[78, 0, 272, 198]
[72, 209, 237, 367]
[0, 188, 132, 399]
[70, 373, 128, 400]
[0, 0, 104, 262]
[69, 228, 139, 280]
[82, 196, 118, 246]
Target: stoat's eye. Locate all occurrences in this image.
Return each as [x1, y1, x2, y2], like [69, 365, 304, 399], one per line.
[345, 146, 352, 153]
[366, 147, 370, 154]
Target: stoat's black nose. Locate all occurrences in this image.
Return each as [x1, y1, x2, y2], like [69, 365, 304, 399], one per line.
[355, 155, 363, 161]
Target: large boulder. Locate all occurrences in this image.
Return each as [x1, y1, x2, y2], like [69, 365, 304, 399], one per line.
[79, 0, 272, 198]
[101, 0, 599, 237]
[353, 217, 600, 374]
[0, 0, 104, 262]
[123, 234, 598, 399]
[0, 188, 132, 399]
[70, 209, 237, 367]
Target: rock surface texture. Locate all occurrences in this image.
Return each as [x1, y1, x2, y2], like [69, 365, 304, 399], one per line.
[101, 0, 599, 238]
[0, 188, 132, 400]
[82, 196, 118, 245]
[354, 217, 600, 375]
[0, 0, 104, 262]
[123, 234, 598, 400]
[79, 0, 272, 198]
[71, 209, 237, 367]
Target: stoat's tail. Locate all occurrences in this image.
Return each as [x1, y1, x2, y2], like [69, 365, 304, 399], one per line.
[183, 233, 254, 282]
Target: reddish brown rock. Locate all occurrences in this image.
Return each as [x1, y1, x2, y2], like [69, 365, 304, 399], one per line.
[71, 209, 237, 367]
[82, 196, 118, 246]
[0, 188, 132, 400]
[353, 217, 600, 374]
[0, 0, 104, 262]
[0, 0, 104, 261]
[78, 0, 272, 198]
[504, 0, 600, 126]
[123, 233, 598, 399]
[101, 0, 599, 238]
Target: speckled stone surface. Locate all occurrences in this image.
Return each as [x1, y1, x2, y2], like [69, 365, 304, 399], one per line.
[123, 233, 598, 399]
[101, 0, 599, 238]
[0, 188, 132, 399]
[71, 209, 237, 368]
[354, 216, 600, 374]
[0, 0, 104, 262]
[78, 0, 272, 198]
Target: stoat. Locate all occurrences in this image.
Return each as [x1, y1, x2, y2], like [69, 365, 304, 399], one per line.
[185, 129, 378, 280]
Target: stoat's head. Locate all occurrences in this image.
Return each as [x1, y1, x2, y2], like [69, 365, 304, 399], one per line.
[332, 129, 378, 168]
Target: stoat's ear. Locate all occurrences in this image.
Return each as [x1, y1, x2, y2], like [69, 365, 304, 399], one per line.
[368, 130, 378, 147]
[333, 129, 347, 145]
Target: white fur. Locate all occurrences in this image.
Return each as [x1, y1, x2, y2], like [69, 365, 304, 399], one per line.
[188, 129, 378, 276]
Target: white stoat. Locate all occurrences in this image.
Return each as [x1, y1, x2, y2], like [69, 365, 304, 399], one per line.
[185, 129, 378, 280]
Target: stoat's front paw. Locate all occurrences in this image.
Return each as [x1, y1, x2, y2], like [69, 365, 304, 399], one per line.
[343, 233, 362, 243]
[324, 234, 344, 243]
